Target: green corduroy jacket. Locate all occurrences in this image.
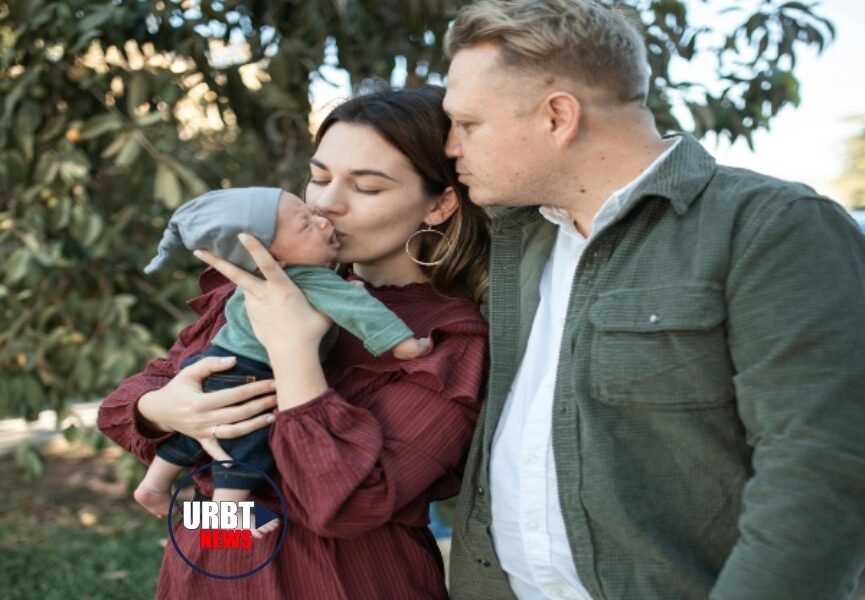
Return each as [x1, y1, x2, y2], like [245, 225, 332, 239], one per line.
[448, 134, 865, 600]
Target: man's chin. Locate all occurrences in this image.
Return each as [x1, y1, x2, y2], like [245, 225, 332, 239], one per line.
[465, 189, 495, 207]
[466, 190, 525, 209]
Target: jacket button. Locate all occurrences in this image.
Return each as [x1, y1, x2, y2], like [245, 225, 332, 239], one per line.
[477, 486, 485, 496]
[477, 558, 491, 567]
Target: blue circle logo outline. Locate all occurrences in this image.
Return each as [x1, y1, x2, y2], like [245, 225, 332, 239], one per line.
[167, 460, 289, 580]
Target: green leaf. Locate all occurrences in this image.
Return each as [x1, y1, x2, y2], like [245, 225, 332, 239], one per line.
[69, 29, 103, 55]
[127, 70, 149, 112]
[5, 248, 31, 284]
[15, 101, 41, 160]
[63, 423, 80, 443]
[82, 214, 105, 247]
[79, 114, 123, 140]
[78, 7, 116, 32]
[78, 358, 95, 391]
[58, 159, 89, 184]
[0, 150, 27, 189]
[37, 114, 67, 142]
[115, 136, 142, 167]
[172, 162, 208, 196]
[100, 132, 131, 159]
[15, 443, 44, 479]
[135, 111, 164, 127]
[154, 163, 183, 208]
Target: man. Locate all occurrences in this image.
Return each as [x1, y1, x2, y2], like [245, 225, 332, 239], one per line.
[442, 1, 865, 599]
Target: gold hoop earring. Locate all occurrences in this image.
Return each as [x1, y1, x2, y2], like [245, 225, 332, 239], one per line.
[405, 225, 452, 267]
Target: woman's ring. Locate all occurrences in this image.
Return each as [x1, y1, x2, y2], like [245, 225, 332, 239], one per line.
[211, 424, 221, 438]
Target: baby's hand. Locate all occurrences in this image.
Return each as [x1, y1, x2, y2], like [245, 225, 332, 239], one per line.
[392, 336, 433, 360]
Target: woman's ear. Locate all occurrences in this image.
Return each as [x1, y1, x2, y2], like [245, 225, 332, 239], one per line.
[424, 186, 460, 226]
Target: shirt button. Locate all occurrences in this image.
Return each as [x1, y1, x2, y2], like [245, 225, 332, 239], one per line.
[526, 520, 539, 530]
[649, 313, 660, 323]
[476, 485, 485, 496]
[523, 454, 537, 466]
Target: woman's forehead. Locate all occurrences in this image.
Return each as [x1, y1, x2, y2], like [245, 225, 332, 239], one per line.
[314, 122, 413, 174]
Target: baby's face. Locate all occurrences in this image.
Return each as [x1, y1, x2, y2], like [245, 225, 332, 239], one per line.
[269, 192, 340, 267]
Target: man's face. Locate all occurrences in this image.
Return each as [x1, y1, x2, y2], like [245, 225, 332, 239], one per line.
[444, 43, 548, 207]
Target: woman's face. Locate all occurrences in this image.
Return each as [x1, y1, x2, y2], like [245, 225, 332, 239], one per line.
[305, 123, 435, 271]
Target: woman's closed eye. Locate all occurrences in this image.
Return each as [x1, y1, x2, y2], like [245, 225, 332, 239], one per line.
[354, 185, 382, 195]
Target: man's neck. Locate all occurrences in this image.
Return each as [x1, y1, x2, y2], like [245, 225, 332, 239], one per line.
[559, 128, 671, 237]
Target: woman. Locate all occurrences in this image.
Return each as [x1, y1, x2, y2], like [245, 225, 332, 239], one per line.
[97, 85, 490, 598]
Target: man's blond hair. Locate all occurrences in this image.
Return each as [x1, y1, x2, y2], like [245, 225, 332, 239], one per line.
[445, 0, 649, 104]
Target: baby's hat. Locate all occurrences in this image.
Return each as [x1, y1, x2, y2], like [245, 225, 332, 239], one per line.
[143, 187, 282, 274]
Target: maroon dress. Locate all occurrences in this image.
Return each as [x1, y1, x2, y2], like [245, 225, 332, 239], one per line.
[97, 268, 488, 599]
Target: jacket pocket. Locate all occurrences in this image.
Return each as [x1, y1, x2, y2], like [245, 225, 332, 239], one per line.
[588, 284, 734, 409]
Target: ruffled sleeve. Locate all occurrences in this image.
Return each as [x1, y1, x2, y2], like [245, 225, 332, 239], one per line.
[269, 317, 488, 539]
[97, 268, 235, 463]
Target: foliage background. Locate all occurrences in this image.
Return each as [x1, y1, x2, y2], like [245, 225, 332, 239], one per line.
[0, 0, 837, 420]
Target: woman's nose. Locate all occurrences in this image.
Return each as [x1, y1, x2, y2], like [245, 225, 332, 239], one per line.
[310, 185, 347, 216]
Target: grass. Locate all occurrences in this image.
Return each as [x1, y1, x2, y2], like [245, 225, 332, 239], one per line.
[0, 442, 166, 600]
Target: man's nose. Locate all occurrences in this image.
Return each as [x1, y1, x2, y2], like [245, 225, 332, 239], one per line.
[444, 128, 461, 158]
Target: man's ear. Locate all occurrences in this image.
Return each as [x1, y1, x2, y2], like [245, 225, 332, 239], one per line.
[424, 186, 460, 226]
[543, 92, 580, 148]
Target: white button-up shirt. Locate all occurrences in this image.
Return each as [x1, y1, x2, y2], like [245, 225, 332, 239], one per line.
[489, 140, 680, 600]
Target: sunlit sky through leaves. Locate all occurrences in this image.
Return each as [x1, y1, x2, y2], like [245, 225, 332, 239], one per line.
[310, 0, 864, 206]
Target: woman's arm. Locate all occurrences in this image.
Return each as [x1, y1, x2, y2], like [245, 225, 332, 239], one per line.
[97, 283, 279, 464]
[98, 354, 177, 463]
[270, 327, 486, 538]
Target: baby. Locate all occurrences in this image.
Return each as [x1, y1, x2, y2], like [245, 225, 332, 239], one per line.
[135, 187, 431, 518]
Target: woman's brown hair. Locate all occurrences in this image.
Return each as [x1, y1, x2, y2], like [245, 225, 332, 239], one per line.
[314, 85, 490, 305]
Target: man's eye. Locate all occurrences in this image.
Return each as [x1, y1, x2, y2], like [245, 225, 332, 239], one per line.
[308, 178, 328, 185]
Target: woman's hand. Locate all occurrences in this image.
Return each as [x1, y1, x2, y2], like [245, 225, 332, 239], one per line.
[194, 233, 330, 410]
[138, 354, 278, 461]
[193, 234, 332, 353]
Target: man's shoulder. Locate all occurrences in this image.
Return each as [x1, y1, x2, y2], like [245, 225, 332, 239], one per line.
[704, 164, 829, 214]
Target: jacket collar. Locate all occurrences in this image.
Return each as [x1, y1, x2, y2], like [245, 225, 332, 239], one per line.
[629, 133, 717, 215]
